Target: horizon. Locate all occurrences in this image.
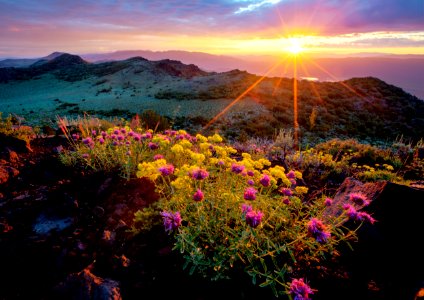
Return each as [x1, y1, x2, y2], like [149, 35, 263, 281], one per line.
[1, 0, 423, 58]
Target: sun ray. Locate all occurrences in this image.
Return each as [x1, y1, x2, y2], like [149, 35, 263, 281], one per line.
[202, 58, 288, 131]
[304, 57, 368, 99]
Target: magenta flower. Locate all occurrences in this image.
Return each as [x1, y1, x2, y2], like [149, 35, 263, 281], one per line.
[113, 129, 120, 135]
[128, 131, 134, 137]
[82, 137, 92, 145]
[307, 218, 331, 243]
[244, 187, 258, 200]
[280, 188, 293, 196]
[148, 142, 159, 150]
[133, 134, 141, 141]
[282, 197, 291, 205]
[99, 137, 105, 144]
[190, 168, 209, 180]
[259, 174, 271, 187]
[82, 153, 89, 159]
[356, 212, 376, 224]
[324, 197, 333, 206]
[159, 164, 175, 176]
[160, 211, 182, 232]
[343, 204, 358, 220]
[126, 150, 131, 156]
[349, 193, 370, 206]
[247, 179, 255, 186]
[286, 170, 296, 179]
[154, 154, 164, 160]
[231, 163, 245, 174]
[217, 160, 225, 166]
[101, 131, 107, 137]
[247, 170, 255, 177]
[241, 204, 252, 214]
[117, 135, 124, 141]
[245, 210, 264, 228]
[91, 130, 97, 136]
[193, 189, 204, 202]
[290, 178, 297, 185]
[120, 128, 126, 134]
[289, 278, 314, 300]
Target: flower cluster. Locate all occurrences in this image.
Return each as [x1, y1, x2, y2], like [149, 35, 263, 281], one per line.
[307, 218, 331, 243]
[289, 278, 314, 300]
[160, 211, 182, 232]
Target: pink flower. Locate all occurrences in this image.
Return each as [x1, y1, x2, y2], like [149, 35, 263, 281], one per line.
[244, 187, 258, 200]
[148, 142, 159, 150]
[190, 168, 209, 180]
[349, 193, 370, 206]
[286, 170, 296, 179]
[356, 212, 376, 224]
[280, 188, 293, 196]
[343, 204, 358, 219]
[245, 210, 264, 228]
[307, 218, 331, 243]
[259, 174, 271, 187]
[324, 197, 333, 206]
[160, 211, 182, 232]
[247, 170, 255, 177]
[231, 163, 245, 174]
[193, 189, 204, 202]
[282, 197, 291, 205]
[247, 179, 255, 186]
[158, 164, 175, 176]
[154, 154, 164, 160]
[289, 278, 314, 300]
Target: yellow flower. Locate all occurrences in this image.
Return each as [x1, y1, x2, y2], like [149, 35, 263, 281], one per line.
[190, 152, 206, 164]
[294, 171, 302, 179]
[178, 139, 193, 149]
[171, 176, 191, 190]
[208, 133, 223, 143]
[295, 186, 308, 195]
[196, 134, 208, 143]
[171, 144, 184, 154]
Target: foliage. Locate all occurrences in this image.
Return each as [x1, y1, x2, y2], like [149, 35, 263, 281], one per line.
[0, 112, 36, 145]
[61, 122, 373, 297]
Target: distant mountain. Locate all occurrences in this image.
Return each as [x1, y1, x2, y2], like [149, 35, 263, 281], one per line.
[0, 52, 65, 68]
[0, 53, 423, 144]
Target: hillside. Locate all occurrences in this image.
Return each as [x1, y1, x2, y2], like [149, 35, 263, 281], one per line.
[0, 53, 423, 144]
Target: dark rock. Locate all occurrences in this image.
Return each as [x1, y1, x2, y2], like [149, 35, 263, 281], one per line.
[0, 167, 9, 184]
[33, 214, 73, 235]
[0, 133, 30, 153]
[320, 178, 424, 299]
[6, 166, 19, 177]
[93, 206, 105, 217]
[56, 268, 122, 300]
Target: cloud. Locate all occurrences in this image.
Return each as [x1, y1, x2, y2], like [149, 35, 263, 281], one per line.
[234, 0, 283, 14]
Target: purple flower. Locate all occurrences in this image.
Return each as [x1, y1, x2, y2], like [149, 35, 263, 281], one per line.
[231, 163, 245, 174]
[247, 179, 255, 186]
[217, 160, 225, 166]
[324, 197, 333, 206]
[133, 134, 141, 141]
[190, 168, 209, 180]
[356, 212, 376, 224]
[82, 153, 89, 159]
[349, 193, 370, 206]
[343, 204, 358, 220]
[245, 210, 264, 228]
[128, 131, 134, 137]
[117, 135, 125, 141]
[280, 188, 293, 196]
[98, 137, 105, 145]
[241, 204, 252, 214]
[289, 278, 314, 300]
[148, 142, 159, 150]
[244, 187, 258, 200]
[82, 137, 93, 145]
[282, 197, 291, 205]
[112, 141, 118, 146]
[290, 178, 297, 185]
[101, 131, 107, 137]
[120, 128, 127, 134]
[91, 130, 97, 136]
[113, 129, 120, 135]
[160, 211, 182, 232]
[126, 150, 131, 156]
[154, 154, 164, 160]
[159, 164, 175, 176]
[259, 174, 271, 187]
[307, 218, 331, 243]
[247, 170, 255, 177]
[286, 170, 296, 179]
[193, 189, 204, 202]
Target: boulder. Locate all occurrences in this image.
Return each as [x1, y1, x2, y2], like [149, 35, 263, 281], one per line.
[56, 268, 122, 300]
[320, 177, 424, 299]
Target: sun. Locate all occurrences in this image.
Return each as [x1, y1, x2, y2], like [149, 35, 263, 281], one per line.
[287, 38, 304, 55]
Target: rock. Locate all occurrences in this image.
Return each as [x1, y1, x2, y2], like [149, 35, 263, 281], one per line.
[93, 206, 105, 217]
[321, 177, 424, 299]
[7, 149, 19, 163]
[57, 268, 122, 300]
[33, 214, 73, 235]
[6, 166, 19, 177]
[0, 167, 9, 184]
[0, 133, 30, 153]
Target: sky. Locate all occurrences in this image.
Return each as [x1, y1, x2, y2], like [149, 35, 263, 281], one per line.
[0, 0, 423, 58]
